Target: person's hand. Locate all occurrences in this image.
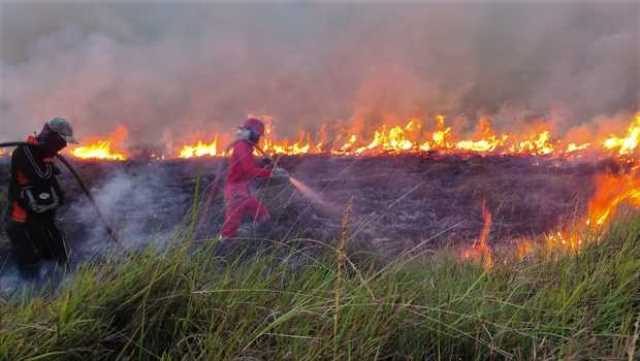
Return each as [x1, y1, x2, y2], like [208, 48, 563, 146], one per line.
[272, 167, 289, 179]
[260, 157, 273, 168]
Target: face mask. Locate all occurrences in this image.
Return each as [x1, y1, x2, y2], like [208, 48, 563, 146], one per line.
[37, 126, 67, 156]
[249, 129, 261, 144]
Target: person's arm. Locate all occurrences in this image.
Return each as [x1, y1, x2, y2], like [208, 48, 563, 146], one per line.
[234, 142, 272, 178]
[51, 174, 65, 206]
[11, 147, 34, 211]
[12, 146, 62, 210]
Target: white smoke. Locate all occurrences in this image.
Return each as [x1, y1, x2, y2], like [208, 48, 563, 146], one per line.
[65, 166, 191, 254]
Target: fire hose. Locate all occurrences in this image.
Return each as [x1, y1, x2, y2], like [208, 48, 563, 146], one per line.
[0, 142, 120, 245]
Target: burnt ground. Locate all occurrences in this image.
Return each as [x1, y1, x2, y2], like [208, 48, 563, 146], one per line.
[0, 153, 621, 267]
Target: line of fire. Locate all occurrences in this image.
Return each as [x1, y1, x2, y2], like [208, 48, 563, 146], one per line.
[62, 113, 640, 161]
[2, 113, 639, 270]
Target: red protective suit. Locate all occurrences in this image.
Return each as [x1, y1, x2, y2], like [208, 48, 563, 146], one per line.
[221, 140, 272, 238]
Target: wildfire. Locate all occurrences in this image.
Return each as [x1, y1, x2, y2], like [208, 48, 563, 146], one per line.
[69, 126, 128, 161]
[66, 113, 640, 162]
[71, 141, 127, 161]
[55, 112, 640, 270]
[511, 167, 640, 262]
[603, 114, 640, 155]
[248, 114, 565, 158]
[179, 138, 220, 159]
[462, 200, 494, 270]
[565, 143, 591, 154]
[587, 170, 640, 227]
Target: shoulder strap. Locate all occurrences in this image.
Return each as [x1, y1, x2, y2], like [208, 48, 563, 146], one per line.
[21, 145, 53, 179]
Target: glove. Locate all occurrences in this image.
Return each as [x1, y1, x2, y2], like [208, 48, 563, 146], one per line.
[271, 167, 289, 179]
[260, 157, 273, 168]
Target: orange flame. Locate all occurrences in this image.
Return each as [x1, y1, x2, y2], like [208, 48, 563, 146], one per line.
[161, 113, 640, 159]
[69, 126, 128, 161]
[66, 113, 640, 161]
[463, 200, 494, 270]
[515, 167, 640, 261]
[587, 171, 640, 227]
[179, 137, 219, 159]
[603, 114, 640, 155]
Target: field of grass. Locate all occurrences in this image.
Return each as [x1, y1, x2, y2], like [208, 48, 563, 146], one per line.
[0, 214, 639, 361]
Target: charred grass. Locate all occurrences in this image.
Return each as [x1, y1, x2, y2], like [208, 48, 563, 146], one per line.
[0, 215, 639, 361]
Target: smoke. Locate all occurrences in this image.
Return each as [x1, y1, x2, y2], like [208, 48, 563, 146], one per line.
[64, 166, 190, 254]
[1, 2, 638, 146]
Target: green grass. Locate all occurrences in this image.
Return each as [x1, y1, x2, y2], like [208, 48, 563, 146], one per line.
[0, 216, 639, 361]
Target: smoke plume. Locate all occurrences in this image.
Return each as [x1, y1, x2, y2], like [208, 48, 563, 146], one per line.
[1, 2, 638, 147]
[64, 165, 190, 254]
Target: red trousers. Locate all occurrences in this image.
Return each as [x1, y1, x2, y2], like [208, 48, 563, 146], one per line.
[221, 182, 270, 238]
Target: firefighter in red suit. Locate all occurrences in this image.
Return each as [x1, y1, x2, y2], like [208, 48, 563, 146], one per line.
[220, 118, 288, 244]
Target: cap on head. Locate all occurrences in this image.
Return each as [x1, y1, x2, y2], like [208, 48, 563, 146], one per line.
[46, 117, 78, 144]
[243, 118, 265, 137]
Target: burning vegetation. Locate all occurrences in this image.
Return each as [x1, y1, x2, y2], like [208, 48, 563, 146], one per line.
[1, 2, 639, 358]
[30, 112, 638, 267]
[3, 113, 640, 266]
[69, 126, 128, 161]
[60, 113, 640, 161]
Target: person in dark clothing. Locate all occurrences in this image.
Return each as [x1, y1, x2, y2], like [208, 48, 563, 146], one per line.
[4, 117, 77, 279]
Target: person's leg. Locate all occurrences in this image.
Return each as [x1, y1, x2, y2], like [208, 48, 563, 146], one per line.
[245, 197, 270, 225]
[217, 189, 252, 257]
[40, 218, 69, 271]
[6, 221, 42, 280]
[218, 196, 270, 257]
[242, 196, 273, 254]
[221, 199, 244, 239]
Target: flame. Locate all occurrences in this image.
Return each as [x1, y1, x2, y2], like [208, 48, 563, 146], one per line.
[69, 126, 128, 161]
[587, 171, 640, 227]
[463, 200, 494, 270]
[156, 113, 638, 158]
[179, 137, 219, 159]
[603, 114, 640, 155]
[565, 143, 591, 154]
[65, 113, 640, 161]
[514, 167, 640, 261]
[515, 239, 535, 260]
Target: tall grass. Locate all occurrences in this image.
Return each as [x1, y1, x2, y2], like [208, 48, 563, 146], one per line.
[0, 215, 639, 361]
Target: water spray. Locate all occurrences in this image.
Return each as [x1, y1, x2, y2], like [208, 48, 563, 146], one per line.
[253, 147, 340, 213]
[0, 142, 120, 245]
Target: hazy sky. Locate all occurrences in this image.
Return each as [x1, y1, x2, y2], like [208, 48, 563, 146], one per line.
[1, 1, 638, 145]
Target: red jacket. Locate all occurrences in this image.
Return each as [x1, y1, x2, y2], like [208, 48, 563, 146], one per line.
[226, 140, 271, 185]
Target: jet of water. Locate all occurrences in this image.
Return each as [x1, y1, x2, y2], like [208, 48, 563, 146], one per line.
[288, 177, 340, 215]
